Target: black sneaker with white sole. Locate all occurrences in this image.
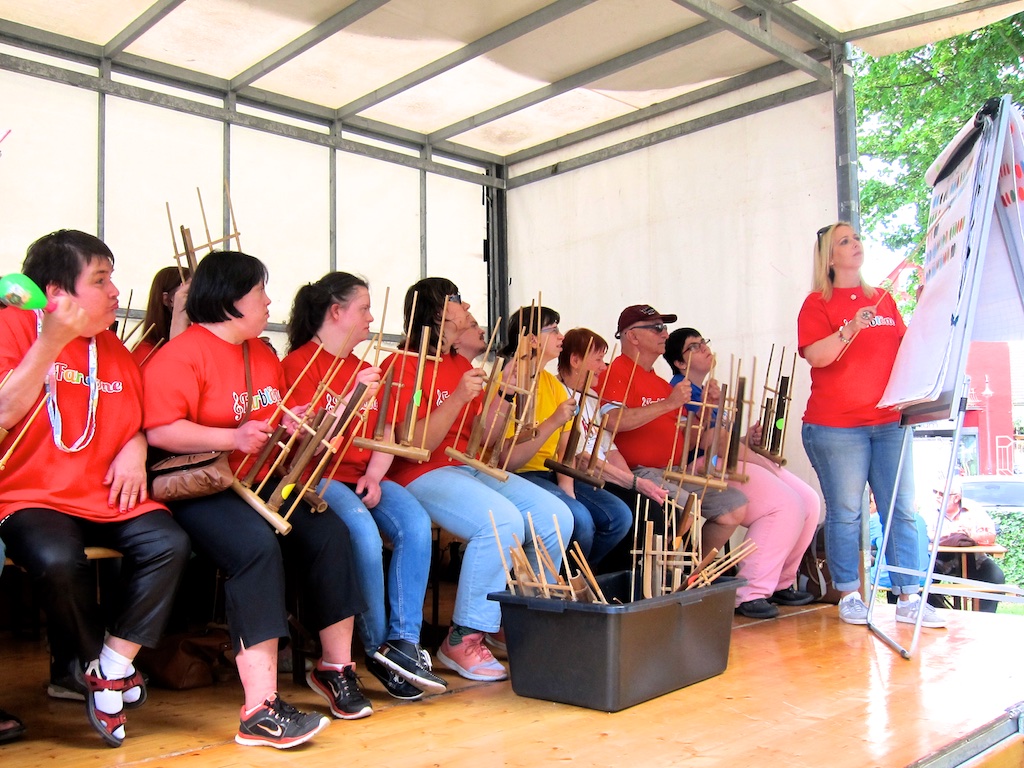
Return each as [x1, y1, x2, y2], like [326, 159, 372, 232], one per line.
[306, 664, 373, 720]
[372, 639, 448, 693]
[365, 657, 424, 701]
[235, 693, 328, 748]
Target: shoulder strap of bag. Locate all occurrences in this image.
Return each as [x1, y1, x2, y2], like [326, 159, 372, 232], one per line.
[241, 340, 253, 426]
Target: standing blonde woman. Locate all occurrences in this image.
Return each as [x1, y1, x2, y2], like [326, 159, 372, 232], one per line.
[797, 222, 943, 628]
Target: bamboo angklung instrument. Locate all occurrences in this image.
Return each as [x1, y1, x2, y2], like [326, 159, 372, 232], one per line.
[748, 345, 796, 467]
[351, 293, 442, 462]
[543, 370, 607, 488]
[167, 184, 243, 280]
[0, 392, 48, 470]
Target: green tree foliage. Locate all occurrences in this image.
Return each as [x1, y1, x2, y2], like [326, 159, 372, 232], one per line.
[855, 14, 1024, 264]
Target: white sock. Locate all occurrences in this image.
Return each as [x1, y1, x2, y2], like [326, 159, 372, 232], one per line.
[99, 645, 143, 704]
[319, 659, 350, 672]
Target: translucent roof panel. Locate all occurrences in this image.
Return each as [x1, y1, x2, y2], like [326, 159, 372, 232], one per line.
[0, 0, 1018, 162]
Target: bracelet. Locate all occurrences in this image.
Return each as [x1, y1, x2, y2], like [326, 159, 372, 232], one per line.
[837, 328, 851, 344]
[502, 392, 515, 403]
[631, 474, 638, 491]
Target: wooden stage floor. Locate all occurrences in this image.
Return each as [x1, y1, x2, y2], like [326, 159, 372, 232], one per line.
[2, 601, 1022, 768]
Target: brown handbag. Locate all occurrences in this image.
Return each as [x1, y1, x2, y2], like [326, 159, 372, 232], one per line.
[148, 342, 252, 502]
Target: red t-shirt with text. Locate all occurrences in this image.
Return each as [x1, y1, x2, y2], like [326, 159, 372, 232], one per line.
[797, 287, 905, 427]
[143, 324, 283, 478]
[387, 351, 478, 486]
[281, 340, 380, 484]
[598, 355, 684, 470]
[0, 308, 165, 523]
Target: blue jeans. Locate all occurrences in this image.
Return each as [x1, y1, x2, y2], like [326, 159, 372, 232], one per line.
[406, 466, 574, 634]
[318, 479, 433, 654]
[518, 471, 632, 567]
[802, 421, 919, 594]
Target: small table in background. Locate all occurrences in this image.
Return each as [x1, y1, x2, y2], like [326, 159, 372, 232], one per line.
[936, 544, 1007, 610]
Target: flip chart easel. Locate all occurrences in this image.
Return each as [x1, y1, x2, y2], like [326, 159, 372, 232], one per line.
[869, 96, 1024, 659]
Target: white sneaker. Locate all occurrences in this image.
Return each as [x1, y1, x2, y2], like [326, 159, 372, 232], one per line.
[895, 594, 947, 628]
[838, 593, 869, 625]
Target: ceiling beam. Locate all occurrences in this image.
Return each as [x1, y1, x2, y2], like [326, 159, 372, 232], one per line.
[0, 49, 501, 188]
[732, 0, 841, 45]
[336, 0, 596, 119]
[104, 0, 187, 58]
[840, 0, 1023, 43]
[0, 18, 100, 60]
[503, 58, 802, 165]
[229, 0, 391, 91]
[507, 80, 829, 189]
[427, 6, 761, 143]
[669, 0, 831, 85]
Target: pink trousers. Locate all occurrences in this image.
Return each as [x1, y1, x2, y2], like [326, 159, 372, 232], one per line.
[722, 449, 821, 605]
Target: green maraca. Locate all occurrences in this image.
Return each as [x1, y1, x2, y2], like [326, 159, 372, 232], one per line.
[0, 273, 56, 312]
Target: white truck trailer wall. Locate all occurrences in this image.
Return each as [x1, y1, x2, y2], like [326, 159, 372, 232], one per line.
[507, 91, 840, 487]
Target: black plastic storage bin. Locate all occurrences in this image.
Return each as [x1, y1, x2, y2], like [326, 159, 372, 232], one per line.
[488, 571, 742, 712]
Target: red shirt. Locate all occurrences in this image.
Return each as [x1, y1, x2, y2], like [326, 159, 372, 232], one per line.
[130, 340, 158, 368]
[143, 324, 284, 477]
[387, 351, 478, 486]
[0, 308, 165, 523]
[797, 287, 905, 427]
[281, 341, 379, 484]
[598, 355, 684, 470]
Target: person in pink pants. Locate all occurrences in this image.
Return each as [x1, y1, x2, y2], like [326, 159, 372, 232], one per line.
[665, 329, 820, 619]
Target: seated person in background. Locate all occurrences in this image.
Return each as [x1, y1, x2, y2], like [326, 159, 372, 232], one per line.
[927, 476, 1005, 613]
[283, 272, 445, 701]
[0, 230, 190, 747]
[452, 311, 487, 362]
[663, 329, 817, 617]
[129, 266, 190, 367]
[145, 251, 370, 748]
[598, 305, 747, 574]
[499, 309, 633, 569]
[384, 279, 573, 682]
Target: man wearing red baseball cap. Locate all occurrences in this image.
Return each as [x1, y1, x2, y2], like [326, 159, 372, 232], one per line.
[600, 305, 749, 561]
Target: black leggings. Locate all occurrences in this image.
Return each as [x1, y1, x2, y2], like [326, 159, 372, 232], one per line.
[170, 490, 366, 653]
[1, 508, 190, 661]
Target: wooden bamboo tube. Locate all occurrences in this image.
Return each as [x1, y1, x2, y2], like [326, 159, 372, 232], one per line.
[0, 394, 47, 470]
[231, 478, 292, 535]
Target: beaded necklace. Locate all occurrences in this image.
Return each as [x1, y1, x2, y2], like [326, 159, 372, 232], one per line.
[37, 311, 99, 452]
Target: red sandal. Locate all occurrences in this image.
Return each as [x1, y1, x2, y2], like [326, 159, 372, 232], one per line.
[83, 661, 140, 747]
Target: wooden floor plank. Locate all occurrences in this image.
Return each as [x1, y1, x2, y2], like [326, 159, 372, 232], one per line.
[1, 602, 1022, 767]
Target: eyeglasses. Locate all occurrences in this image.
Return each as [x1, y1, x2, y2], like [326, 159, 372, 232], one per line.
[631, 323, 668, 334]
[683, 338, 711, 355]
[445, 293, 462, 304]
[816, 225, 832, 244]
[539, 324, 560, 334]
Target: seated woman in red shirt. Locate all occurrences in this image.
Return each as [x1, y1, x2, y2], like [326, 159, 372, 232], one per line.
[0, 229, 190, 748]
[144, 251, 369, 749]
[129, 265, 190, 367]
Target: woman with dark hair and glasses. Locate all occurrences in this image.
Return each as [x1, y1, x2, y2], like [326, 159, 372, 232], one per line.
[798, 222, 944, 628]
[498, 308, 632, 567]
[0, 229, 190, 748]
[384, 278, 573, 682]
[663, 328, 818, 619]
[144, 251, 371, 749]
[282, 272, 446, 701]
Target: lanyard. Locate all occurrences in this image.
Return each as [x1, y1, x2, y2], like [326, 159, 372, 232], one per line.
[37, 311, 99, 453]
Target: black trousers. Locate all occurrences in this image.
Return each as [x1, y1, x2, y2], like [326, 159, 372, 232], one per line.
[170, 490, 366, 653]
[1, 508, 191, 661]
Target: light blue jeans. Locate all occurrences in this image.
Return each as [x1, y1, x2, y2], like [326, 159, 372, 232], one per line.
[802, 421, 919, 594]
[318, 479, 433, 654]
[405, 466, 574, 634]
[518, 471, 632, 567]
